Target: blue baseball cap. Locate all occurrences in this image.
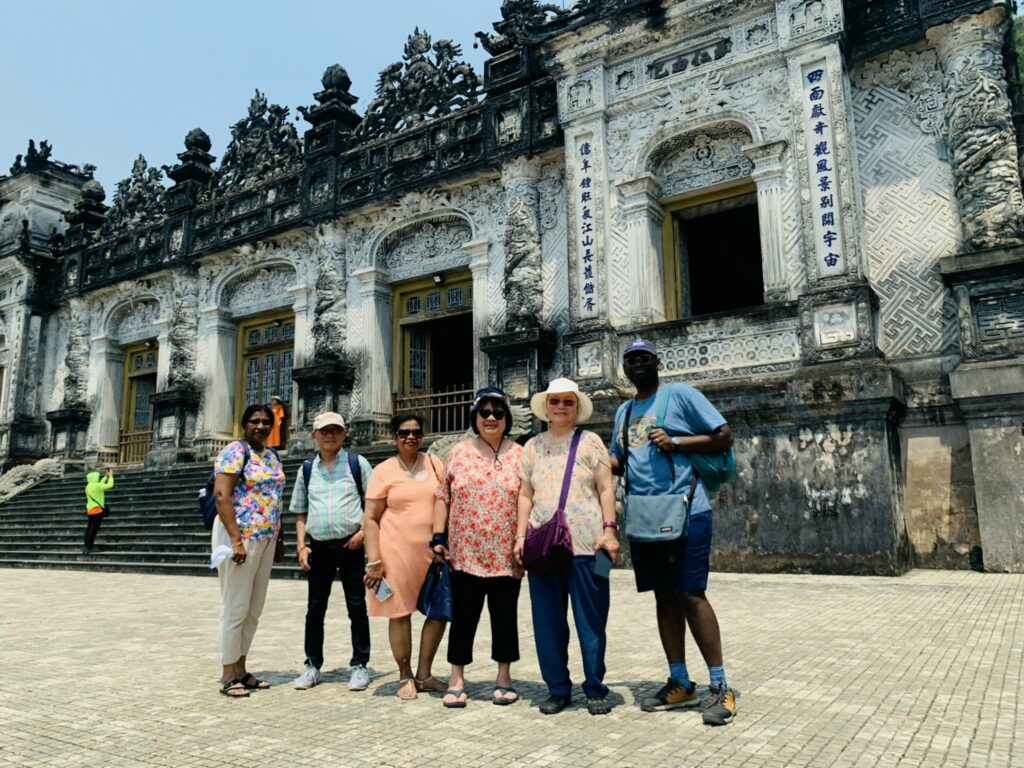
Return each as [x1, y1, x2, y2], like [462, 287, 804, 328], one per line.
[623, 338, 657, 358]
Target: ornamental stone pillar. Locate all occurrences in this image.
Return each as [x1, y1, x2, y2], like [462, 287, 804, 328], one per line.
[465, 239, 491, 391]
[154, 318, 171, 392]
[500, 157, 543, 332]
[743, 140, 790, 301]
[927, 6, 1024, 251]
[616, 174, 666, 325]
[85, 334, 125, 460]
[353, 267, 392, 419]
[197, 306, 237, 450]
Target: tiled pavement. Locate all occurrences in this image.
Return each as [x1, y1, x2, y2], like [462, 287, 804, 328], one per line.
[0, 568, 1020, 767]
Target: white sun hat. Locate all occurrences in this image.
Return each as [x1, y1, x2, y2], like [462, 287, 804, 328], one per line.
[529, 377, 594, 424]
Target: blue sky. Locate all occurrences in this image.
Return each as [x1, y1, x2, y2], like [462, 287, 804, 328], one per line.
[1, 1, 548, 193]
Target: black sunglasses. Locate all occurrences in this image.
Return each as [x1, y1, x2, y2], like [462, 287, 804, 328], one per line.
[478, 408, 507, 420]
[247, 418, 273, 426]
[624, 353, 656, 366]
[396, 428, 424, 438]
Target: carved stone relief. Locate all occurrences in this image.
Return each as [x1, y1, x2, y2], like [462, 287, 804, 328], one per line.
[649, 123, 755, 198]
[223, 265, 297, 317]
[99, 154, 166, 239]
[312, 233, 348, 363]
[927, 8, 1024, 251]
[167, 273, 199, 389]
[503, 175, 543, 332]
[109, 300, 160, 344]
[61, 300, 91, 408]
[379, 218, 472, 281]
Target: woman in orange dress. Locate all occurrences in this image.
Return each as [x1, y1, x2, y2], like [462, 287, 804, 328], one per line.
[267, 396, 285, 449]
[363, 413, 447, 699]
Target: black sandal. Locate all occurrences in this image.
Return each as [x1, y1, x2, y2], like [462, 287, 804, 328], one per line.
[239, 673, 270, 690]
[220, 678, 250, 698]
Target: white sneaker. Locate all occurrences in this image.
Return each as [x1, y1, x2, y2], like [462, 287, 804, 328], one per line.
[293, 664, 322, 690]
[348, 664, 369, 691]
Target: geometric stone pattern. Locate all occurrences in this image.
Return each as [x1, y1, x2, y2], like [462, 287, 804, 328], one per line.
[974, 293, 1024, 343]
[658, 324, 800, 378]
[852, 48, 962, 358]
[2, 568, 1021, 768]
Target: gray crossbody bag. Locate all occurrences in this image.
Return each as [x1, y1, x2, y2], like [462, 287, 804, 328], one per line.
[621, 385, 697, 542]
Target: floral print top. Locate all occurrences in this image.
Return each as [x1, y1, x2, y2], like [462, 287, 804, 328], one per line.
[519, 430, 610, 556]
[214, 440, 285, 542]
[436, 439, 524, 578]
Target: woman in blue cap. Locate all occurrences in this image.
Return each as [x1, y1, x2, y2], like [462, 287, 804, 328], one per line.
[431, 386, 525, 708]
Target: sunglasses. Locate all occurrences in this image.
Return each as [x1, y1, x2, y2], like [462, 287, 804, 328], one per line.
[547, 397, 577, 407]
[623, 353, 656, 366]
[396, 428, 424, 439]
[247, 418, 273, 426]
[478, 408, 507, 420]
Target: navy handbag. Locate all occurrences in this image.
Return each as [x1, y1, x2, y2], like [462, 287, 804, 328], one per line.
[417, 559, 453, 622]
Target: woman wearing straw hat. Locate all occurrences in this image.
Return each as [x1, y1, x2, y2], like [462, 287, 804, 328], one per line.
[513, 378, 620, 716]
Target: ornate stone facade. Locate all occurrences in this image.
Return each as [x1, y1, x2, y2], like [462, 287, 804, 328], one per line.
[3, 0, 1023, 573]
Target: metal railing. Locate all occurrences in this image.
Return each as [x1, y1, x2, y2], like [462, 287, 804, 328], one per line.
[117, 428, 152, 464]
[392, 386, 473, 436]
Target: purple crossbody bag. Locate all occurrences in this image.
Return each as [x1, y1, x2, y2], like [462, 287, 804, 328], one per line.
[523, 428, 582, 574]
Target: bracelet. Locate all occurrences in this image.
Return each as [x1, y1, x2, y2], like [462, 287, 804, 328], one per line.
[365, 559, 382, 568]
[516, 534, 526, 540]
[297, 546, 310, 554]
[603, 521, 619, 529]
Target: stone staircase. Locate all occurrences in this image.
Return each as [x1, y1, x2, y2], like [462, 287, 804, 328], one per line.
[0, 445, 398, 578]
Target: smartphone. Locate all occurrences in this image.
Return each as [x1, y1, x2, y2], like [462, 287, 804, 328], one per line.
[375, 577, 394, 602]
[593, 548, 613, 579]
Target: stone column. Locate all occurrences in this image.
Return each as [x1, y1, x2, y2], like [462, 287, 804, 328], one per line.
[500, 157, 543, 332]
[289, 283, 311, 374]
[927, 6, 1024, 250]
[616, 174, 666, 325]
[353, 267, 392, 418]
[465, 239, 491, 391]
[744, 139, 789, 301]
[198, 306, 237, 442]
[153, 318, 171, 392]
[86, 334, 125, 455]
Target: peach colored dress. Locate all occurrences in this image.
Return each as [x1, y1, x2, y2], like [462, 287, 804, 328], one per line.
[365, 453, 443, 618]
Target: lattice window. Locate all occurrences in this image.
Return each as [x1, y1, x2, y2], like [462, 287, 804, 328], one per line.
[409, 330, 427, 390]
[283, 322, 295, 341]
[447, 286, 463, 308]
[427, 291, 442, 312]
[406, 296, 421, 316]
[280, 351, 293, 402]
[263, 353, 278, 400]
[132, 379, 154, 429]
[247, 329, 260, 348]
[245, 358, 260, 406]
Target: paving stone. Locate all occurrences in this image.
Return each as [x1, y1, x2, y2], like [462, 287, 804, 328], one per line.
[0, 569, 1021, 767]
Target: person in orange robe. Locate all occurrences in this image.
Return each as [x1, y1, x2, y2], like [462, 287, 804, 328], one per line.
[268, 396, 286, 449]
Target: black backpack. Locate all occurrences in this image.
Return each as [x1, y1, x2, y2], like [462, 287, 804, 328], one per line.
[198, 442, 279, 529]
[301, 451, 365, 509]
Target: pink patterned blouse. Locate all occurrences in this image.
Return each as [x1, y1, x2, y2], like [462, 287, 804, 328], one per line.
[436, 438, 525, 578]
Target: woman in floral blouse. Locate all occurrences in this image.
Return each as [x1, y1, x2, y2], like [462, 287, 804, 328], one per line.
[212, 403, 286, 698]
[432, 387, 524, 708]
[514, 378, 620, 716]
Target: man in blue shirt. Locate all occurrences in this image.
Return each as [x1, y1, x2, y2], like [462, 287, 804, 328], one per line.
[610, 339, 737, 725]
[291, 412, 373, 692]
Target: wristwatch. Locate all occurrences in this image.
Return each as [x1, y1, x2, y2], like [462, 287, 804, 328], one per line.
[671, 436, 683, 449]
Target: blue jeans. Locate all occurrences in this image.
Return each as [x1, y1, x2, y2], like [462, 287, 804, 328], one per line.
[528, 555, 610, 700]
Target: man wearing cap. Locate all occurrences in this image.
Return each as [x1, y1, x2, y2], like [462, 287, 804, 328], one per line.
[291, 412, 374, 692]
[609, 339, 737, 725]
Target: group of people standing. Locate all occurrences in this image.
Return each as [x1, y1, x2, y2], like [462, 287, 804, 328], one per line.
[209, 339, 737, 726]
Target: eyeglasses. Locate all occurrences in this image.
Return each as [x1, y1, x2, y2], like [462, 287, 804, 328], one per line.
[547, 397, 577, 407]
[317, 426, 344, 436]
[623, 353, 656, 366]
[396, 428, 424, 439]
[478, 408, 507, 420]
[247, 418, 273, 426]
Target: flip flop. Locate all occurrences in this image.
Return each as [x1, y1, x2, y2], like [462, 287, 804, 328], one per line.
[219, 678, 250, 698]
[239, 673, 270, 690]
[442, 689, 468, 708]
[492, 685, 519, 705]
[396, 678, 418, 700]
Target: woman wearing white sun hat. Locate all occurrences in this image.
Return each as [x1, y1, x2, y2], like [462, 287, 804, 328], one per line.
[513, 378, 620, 716]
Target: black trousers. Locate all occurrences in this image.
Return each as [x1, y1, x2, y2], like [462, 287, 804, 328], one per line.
[304, 535, 371, 668]
[447, 569, 521, 666]
[84, 513, 103, 549]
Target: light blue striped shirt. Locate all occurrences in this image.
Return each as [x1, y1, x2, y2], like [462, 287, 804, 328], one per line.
[289, 452, 373, 541]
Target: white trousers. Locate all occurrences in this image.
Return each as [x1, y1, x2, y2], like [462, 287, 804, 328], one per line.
[213, 519, 276, 665]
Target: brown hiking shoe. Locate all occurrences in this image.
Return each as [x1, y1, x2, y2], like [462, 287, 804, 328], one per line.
[702, 685, 736, 725]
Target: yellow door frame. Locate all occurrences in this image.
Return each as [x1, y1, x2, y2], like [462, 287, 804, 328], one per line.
[391, 272, 473, 398]
[660, 180, 757, 321]
[120, 342, 159, 432]
[233, 309, 296, 436]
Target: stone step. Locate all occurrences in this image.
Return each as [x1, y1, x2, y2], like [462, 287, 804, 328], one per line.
[0, 558, 305, 579]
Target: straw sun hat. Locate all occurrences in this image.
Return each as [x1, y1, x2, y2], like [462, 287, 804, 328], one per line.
[529, 377, 594, 424]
